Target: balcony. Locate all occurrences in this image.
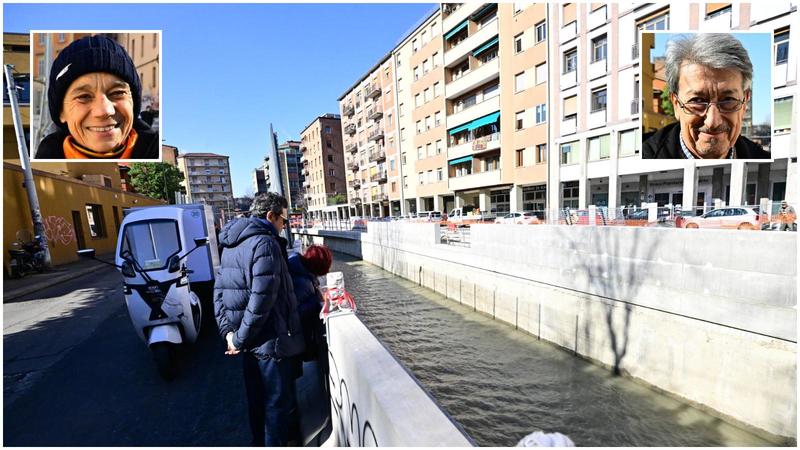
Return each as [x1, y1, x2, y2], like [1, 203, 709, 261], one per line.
[448, 169, 501, 192]
[347, 161, 359, 171]
[343, 102, 355, 116]
[444, 18, 498, 67]
[368, 148, 386, 163]
[303, 179, 311, 188]
[561, 115, 577, 135]
[445, 58, 499, 100]
[589, 109, 606, 129]
[370, 171, 388, 183]
[560, 21, 577, 44]
[367, 105, 383, 120]
[365, 82, 381, 99]
[371, 192, 389, 203]
[446, 96, 500, 130]
[560, 69, 577, 91]
[368, 127, 384, 142]
[299, 145, 307, 153]
[345, 143, 358, 154]
[588, 59, 607, 80]
[442, 3, 472, 38]
[470, 132, 501, 155]
[344, 123, 357, 135]
[302, 167, 309, 176]
[352, 179, 361, 189]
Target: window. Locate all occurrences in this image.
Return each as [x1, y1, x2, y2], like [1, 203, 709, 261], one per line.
[426, 143, 433, 157]
[415, 93, 421, 107]
[416, 120, 422, 134]
[479, 10, 497, 28]
[515, 33, 524, 53]
[431, 21, 438, 37]
[424, 87, 430, 102]
[563, 95, 577, 119]
[591, 87, 607, 112]
[390, 159, 395, 171]
[437, 168, 443, 181]
[434, 82, 441, 97]
[436, 139, 443, 154]
[151, 66, 157, 88]
[432, 52, 440, 67]
[639, 12, 669, 31]
[400, 128, 406, 141]
[618, 128, 642, 156]
[515, 72, 525, 92]
[325, 126, 332, 134]
[425, 115, 432, 130]
[535, 21, 547, 43]
[516, 110, 525, 130]
[534, 63, 548, 85]
[38, 33, 45, 45]
[329, 169, 335, 176]
[401, 152, 407, 164]
[414, 66, 420, 81]
[399, 103, 405, 117]
[153, 34, 157, 48]
[421, 30, 428, 44]
[564, 49, 577, 73]
[483, 83, 499, 99]
[561, 141, 578, 165]
[328, 154, 334, 162]
[592, 35, 607, 62]
[435, 111, 442, 127]
[774, 96, 793, 133]
[85, 204, 107, 238]
[403, 176, 408, 188]
[775, 31, 789, 65]
[412, 38, 419, 52]
[705, 3, 732, 18]
[417, 146, 423, 159]
[536, 144, 547, 163]
[58, 33, 66, 42]
[330, 182, 336, 190]
[452, 61, 469, 81]
[387, 113, 393, 126]
[588, 135, 610, 160]
[535, 104, 547, 124]
[419, 172, 424, 185]
[423, 59, 430, 74]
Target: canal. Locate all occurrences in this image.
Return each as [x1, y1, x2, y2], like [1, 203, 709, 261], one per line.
[331, 253, 775, 447]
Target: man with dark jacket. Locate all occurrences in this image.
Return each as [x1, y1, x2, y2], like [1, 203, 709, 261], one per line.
[214, 192, 304, 446]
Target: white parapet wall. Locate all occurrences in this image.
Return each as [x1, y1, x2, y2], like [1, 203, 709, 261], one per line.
[326, 312, 474, 446]
[297, 224, 797, 442]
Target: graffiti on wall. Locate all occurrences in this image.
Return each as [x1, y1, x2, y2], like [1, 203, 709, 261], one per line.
[42, 215, 76, 247]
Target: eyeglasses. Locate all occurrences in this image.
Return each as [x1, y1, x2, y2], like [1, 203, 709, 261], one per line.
[674, 96, 745, 116]
[280, 215, 288, 224]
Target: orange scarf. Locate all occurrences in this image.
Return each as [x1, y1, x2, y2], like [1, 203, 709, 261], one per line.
[63, 129, 139, 159]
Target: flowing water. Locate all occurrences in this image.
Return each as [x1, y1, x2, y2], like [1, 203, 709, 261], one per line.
[331, 254, 777, 447]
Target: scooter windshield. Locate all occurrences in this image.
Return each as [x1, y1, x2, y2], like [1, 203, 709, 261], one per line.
[120, 219, 181, 271]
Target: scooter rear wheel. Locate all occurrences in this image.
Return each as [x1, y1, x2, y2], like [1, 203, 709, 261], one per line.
[151, 342, 177, 381]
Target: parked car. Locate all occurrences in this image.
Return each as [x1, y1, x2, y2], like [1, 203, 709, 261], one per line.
[682, 207, 760, 230]
[448, 205, 485, 224]
[494, 212, 541, 225]
[623, 209, 672, 227]
[416, 211, 444, 222]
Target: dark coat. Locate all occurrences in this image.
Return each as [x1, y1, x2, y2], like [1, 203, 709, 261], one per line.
[213, 217, 304, 359]
[35, 119, 160, 159]
[643, 122, 770, 159]
[288, 253, 326, 362]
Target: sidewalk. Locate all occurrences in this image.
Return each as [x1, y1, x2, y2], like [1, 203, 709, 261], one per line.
[3, 253, 117, 302]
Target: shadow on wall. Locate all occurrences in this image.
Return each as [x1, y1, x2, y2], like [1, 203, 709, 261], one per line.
[555, 227, 658, 376]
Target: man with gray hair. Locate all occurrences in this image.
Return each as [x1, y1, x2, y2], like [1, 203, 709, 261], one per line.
[643, 33, 769, 159]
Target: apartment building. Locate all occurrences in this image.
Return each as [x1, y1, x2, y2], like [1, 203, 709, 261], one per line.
[253, 165, 267, 194]
[277, 140, 305, 211]
[118, 33, 160, 113]
[338, 53, 396, 218]
[300, 114, 347, 220]
[177, 153, 233, 213]
[548, 2, 797, 214]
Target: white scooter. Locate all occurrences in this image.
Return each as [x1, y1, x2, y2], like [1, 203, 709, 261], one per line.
[77, 237, 207, 380]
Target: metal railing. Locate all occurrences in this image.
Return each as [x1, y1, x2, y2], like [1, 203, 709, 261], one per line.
[344, 123, 357, 135]
[368, 148, 386, 163]
[346, 143, 358, 154]
[343, 103, 355, 116]
[368, 127, 384, 141]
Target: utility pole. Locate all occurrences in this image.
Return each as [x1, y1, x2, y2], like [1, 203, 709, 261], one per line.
[4, 64, 52, 267]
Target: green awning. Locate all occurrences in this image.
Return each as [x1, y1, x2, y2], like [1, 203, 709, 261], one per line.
[468, 111, 500, 130]
[471, 3, 497, 20]
[449, 155, 473, 165]
[472, 37, 499, 57]
[448, 122, 472, 135]
[444, 20, 468, 40]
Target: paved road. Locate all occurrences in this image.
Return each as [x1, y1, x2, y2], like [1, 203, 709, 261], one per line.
[3, 270, 252, 446]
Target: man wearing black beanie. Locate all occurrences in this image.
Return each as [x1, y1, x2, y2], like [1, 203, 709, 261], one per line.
[35, 34, 159, 160]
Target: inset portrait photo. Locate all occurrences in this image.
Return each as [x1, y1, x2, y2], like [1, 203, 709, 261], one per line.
[30, 31, 161, 161]
[640, 32, 773, 160]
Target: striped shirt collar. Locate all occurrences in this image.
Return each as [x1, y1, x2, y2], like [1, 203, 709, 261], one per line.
[679, 132, 735, 159]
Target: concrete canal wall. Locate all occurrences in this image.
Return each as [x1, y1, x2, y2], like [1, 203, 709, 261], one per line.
[296, 224, 797, 442]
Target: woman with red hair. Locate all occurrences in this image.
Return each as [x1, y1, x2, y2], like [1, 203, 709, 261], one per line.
[287, 244, 333, 388]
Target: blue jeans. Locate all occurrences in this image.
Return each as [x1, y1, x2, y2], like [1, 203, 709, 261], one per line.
[242, 353, 299, 446]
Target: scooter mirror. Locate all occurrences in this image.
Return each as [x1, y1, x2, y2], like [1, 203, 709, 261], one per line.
[121, 261, 136, 278]
[77, 249, 96, 259]
[167, 254, 181, 273]
[193, 237, 208, 247]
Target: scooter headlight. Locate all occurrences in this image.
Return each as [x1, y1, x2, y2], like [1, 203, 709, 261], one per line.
[177, 275, 189, 287]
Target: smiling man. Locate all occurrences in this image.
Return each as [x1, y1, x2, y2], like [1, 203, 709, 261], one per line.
[35, 35, 158, 160]
[643, 34, 770, 159]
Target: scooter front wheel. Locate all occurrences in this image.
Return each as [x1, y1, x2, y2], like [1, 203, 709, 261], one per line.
[151, 342, 177, 381]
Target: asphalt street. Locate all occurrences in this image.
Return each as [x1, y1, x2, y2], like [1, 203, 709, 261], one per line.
[3, 269, 252, 446]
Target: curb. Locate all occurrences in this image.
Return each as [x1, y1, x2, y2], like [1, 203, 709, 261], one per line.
[4, 258, 117, 302]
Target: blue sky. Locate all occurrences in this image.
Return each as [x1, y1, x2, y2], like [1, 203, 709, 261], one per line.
[652, 32, 772, 126]
[5, 3, 435, 197]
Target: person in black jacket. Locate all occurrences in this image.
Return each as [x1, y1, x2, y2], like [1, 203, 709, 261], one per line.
[214, 192, 304, 446]
[34, 35, 159, 160]
[643, 34, 769, 160]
